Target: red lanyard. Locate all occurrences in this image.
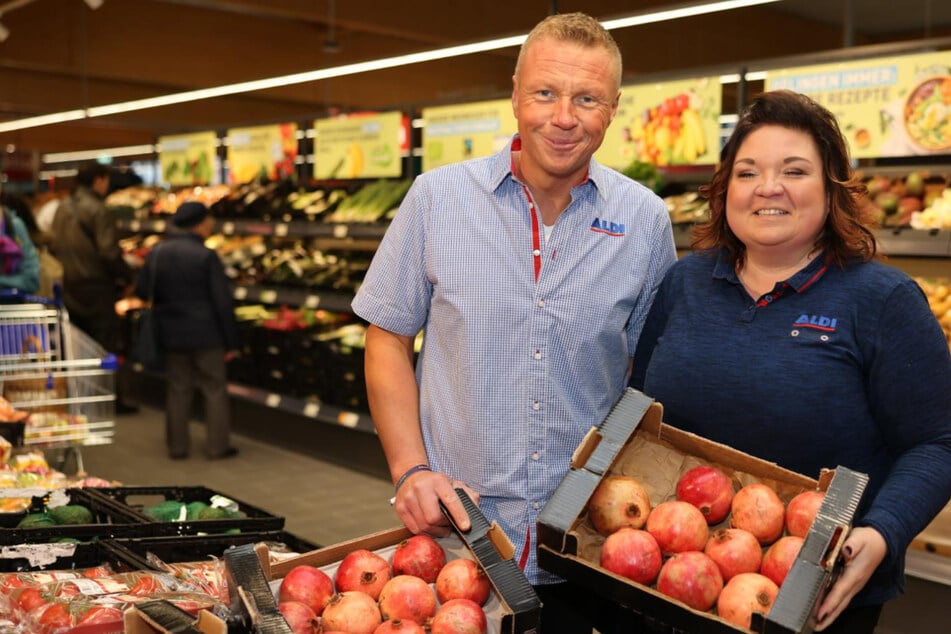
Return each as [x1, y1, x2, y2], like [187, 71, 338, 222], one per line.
[521, 184, 543, 283]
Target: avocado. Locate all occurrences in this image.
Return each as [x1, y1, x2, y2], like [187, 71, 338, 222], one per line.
[50, 505, 94, 525]
[143, 500, 187, 522]
[196, 506, 231, 520]
[185, 501, 210, 520]
[16, 513, 56, 528]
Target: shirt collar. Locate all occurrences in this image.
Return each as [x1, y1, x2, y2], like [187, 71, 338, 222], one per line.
[491, 135, 606, 199]
[712, 247, 829, 293]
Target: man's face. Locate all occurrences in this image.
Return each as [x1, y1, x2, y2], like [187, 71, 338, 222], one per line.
[92, 174, 110, 197]
[511, 37, 619, 187]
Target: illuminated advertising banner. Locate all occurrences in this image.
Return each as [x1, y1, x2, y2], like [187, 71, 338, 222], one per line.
[227, 123, 298, 183]
[422, 99, 517, 172]
[597, 76, 722, 169]
[314, 111, 404, 179]
[158, 132, 217, 186]
[766, 51, 951, 158]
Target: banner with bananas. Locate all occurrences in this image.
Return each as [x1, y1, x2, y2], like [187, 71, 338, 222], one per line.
[158, 131, 217, 186]
[766, 50, 951, 159]
[596, 76, 721, 170]
[227, 123, 298, 184]
[421, 98, 518, 172]
[314, 111, 404, 180]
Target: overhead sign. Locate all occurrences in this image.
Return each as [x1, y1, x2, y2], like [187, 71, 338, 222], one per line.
[422, 99, 517, 172]
[766, 51, 951, 158]
[313, 111, 404, 179]
[597, 76, 722, 169]
[226, 123, 298, 183]
[158, 131, 217, 186]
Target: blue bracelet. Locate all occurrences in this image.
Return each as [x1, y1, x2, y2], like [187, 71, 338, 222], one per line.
[394, 464, 431, 493]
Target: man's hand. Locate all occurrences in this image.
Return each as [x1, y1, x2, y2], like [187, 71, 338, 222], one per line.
[393, 469, 480, 537]
[815, 526, 887, 631]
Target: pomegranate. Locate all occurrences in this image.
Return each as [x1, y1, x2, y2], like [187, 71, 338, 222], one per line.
[391, 534, 446, 583]
[676, 465, 734, 525]
[646, 500, 710, 555]
[373, 619, 427, 634]
[278, 600, 319, 634]
[704, 528, 763, 582]
[730, 483, 785, 545]
[435, 558, 491, 605]
[430, 598, 488, 634]
[716, 572, 779, 629]
[761, 535, 804, 587]
[378, 574, 438, 624]
[587, 475, 652, 535]
[786, 490, 825, 538]
[321, 591, 382, 634]
[599, 528, 662, 585]
[656, 551, 723, 612]
[335, 548, 393, 600]
[278, 565, 334, 616]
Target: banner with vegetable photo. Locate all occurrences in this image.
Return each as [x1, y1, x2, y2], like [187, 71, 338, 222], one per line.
[158, 131, 217, 186]
[421, 98, 518, 172]
[766, 50, 951, 159]
[595, 76, 722, 171]
[227, 123, 298, 183]
[314, 111, 404, 180]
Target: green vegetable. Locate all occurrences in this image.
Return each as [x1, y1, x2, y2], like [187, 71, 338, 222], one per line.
[50, 505, 94, 526]
[16, 513, 56, 528]
[196, 507, 232, 520]
[143, 500, 187, 522]
[185, 501, 210, 521]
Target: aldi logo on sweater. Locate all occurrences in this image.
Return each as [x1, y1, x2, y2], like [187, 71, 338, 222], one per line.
[590, 218, 626, 237]
[793, 314, 838, 332]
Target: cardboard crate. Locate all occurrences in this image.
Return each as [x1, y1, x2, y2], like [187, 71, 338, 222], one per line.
[240, 490, 540, 634]
[537, 388, 867, 634]
[125, 600, 227, 634]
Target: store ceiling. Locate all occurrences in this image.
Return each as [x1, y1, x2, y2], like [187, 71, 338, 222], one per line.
[0, 0, 949, 158]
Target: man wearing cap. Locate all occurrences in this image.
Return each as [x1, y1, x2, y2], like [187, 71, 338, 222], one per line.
[134, 201, 240, 460]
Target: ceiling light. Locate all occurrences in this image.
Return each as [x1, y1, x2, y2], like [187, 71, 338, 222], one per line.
[42, 143, 155, 163]
[83, 0, 104, 9]
[0, 21, 9, 42]
[0, 109, 86, 133]
[0, 0, 782, 133]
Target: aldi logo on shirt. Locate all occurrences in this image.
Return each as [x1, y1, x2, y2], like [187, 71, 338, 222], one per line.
[793, 314, 838, 331]
[590, 218, 626, 237]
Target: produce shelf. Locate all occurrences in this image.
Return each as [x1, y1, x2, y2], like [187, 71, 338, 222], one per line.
[230, 284, 355, 313]
[119, 218, 390, 241]
[226, 381, 375, 434]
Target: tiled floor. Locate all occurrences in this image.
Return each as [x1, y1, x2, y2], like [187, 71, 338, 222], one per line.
[73, 405, 949, 633]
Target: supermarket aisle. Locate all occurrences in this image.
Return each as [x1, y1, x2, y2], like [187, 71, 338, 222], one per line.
[76, 405, 399, 549]
[72, 406, 949, 633]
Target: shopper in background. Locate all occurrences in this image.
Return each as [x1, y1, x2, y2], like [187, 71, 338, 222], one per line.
[0, 190, 40, 295]
[135, 201, 239, 460]
[50, 162, 139, 412]
[630, 90, 951, 633]
[353, 12, 676, 632]
[1, 191, 62, 298]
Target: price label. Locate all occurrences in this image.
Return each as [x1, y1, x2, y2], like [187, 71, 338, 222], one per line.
[259, 290, 277, 304]
[305, 295, 321, 308]
[233, 287, 248, 300]
[222, 222, 235, 235]
[274, 223, 289, 237]
[333, 224, 349, 239]
[266, 393, 282, 408]
[303, 402, 320, 418]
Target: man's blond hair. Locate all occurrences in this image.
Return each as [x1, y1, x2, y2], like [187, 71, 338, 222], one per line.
[514, 12, 622, 90]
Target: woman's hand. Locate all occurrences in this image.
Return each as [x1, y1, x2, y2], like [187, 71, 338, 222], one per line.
[815, 526, 887, 631]
[393, 469, 480, 537]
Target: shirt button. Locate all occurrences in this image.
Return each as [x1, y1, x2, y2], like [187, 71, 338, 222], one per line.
[532, 249, 541, 257]
[533, 501, 540, 510]
[532, 451, 540, 461]
[532, 401, 540, 410]
[534, 350, 541, 360]
[765, 295, 773, 303]
[537, 299, 545, 308]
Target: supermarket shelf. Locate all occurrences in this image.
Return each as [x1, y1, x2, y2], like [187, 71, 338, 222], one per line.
[231, 284, 355, 312]
[226, 381, 375, 434]
[119, 218, 390, 240]
[905, 547, 951, 586]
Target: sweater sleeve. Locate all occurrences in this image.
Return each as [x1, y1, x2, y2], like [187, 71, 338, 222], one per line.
[862, 278, 951, 568]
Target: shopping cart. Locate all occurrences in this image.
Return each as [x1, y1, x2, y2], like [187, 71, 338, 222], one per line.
[0, 290, 119, 473]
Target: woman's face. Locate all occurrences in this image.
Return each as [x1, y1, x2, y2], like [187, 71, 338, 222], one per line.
[726, 125, 828, 259]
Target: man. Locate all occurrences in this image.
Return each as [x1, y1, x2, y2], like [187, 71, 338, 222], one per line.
[352, 12, 676, 631]
[134, 202, 239, 460]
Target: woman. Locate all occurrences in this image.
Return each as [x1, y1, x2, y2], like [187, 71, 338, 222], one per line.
[630, 90, 951, 633]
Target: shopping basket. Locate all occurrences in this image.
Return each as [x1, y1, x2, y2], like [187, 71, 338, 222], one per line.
[0, 289, 119, 472]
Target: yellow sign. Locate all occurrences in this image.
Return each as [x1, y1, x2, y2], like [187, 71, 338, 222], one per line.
[597, 76, 722, 169]
[766, 51, 951, 158]
[314, 111, 403, 179]
[422, 99, 517, 172]
[227, 123, 298, 183]
[158, 131, 217, 186]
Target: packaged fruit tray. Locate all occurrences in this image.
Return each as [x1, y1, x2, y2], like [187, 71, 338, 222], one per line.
[81, 485, 285, 536]
[0, 538, 149, 574]
[111, 530, 319, 567]
[0, 488, 155, 545]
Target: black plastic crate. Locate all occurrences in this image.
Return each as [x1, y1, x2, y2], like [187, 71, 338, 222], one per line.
[83, 486, 285, 536]
[0, 488, 155, 545]
[0, 538, 149, 573]
[111, 530, 318, 568]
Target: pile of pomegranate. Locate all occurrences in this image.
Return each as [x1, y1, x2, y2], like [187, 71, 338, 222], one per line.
[588, 466, 825, 630]
[276, 534, 492, 634]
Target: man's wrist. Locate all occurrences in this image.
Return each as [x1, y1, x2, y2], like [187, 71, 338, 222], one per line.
[394, 464, 431, 493]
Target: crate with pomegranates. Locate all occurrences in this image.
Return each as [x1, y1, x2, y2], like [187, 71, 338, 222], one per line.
[537, 388, 867, 634]
[229, 489, 541, 633]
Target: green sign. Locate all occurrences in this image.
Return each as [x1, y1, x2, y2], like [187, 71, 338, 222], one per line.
[314, 111, 403, 179]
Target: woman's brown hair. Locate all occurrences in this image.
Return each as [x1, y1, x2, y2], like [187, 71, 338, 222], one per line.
[693, 90, 877, 268]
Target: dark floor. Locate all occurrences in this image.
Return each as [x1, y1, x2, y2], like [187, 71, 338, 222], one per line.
[73, 405, 949, 633]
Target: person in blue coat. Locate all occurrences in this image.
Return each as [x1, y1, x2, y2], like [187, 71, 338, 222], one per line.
[0, 193, 40, 295]
[631, 90, 951, 633]
[135, 201, 239, 460]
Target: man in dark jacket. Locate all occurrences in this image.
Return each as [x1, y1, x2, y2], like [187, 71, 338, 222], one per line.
[135, 201, 239, 460]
